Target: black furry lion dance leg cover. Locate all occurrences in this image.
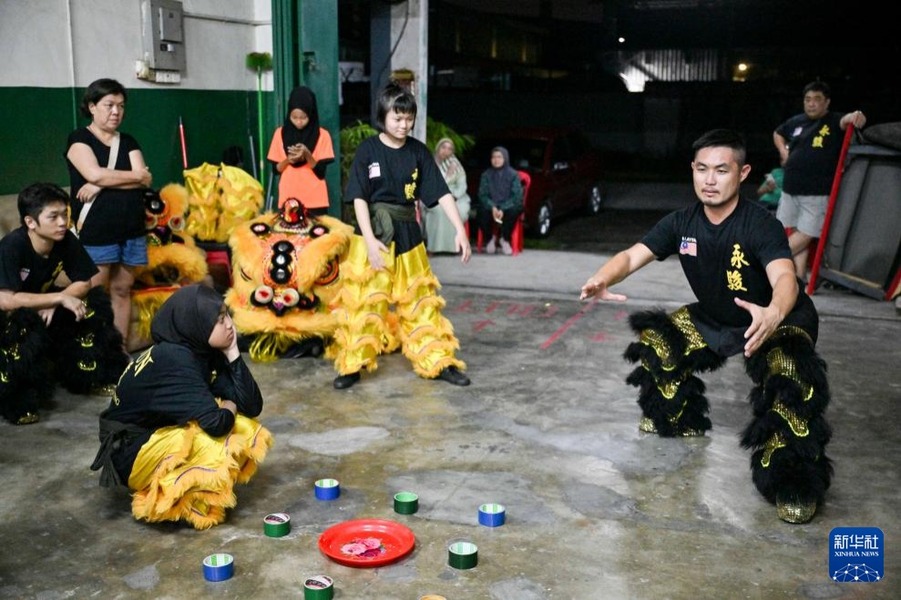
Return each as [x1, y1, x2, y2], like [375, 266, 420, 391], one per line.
[0, 288, 127, 424]
[624, 307, 725, 437]
[625, 306, 832, 524]
[741, 325, 832, 523]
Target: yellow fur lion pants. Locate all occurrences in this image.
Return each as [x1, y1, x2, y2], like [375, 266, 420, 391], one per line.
[330, 237, 465, 379]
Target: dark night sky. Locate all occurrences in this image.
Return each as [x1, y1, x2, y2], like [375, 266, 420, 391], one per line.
[441, 0, 891, 49]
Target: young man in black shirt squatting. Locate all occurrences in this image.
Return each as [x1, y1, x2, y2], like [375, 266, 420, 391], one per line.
[0, 183, 128, 425]
[580, 129, 831, 524]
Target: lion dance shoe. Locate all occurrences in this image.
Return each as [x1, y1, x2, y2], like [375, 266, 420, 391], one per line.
[638, 416, 704, 437]
[16, 412, 40, 425]
[436, 366, 470, 386]
[333, 372, 361, 390]
[776, 500, 817, 524]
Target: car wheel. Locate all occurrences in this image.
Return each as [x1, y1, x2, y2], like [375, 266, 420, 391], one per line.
[535, 201, 552, 237]
[586, 184, 604, 215]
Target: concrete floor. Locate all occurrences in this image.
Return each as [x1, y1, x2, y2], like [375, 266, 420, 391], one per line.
[0, 249, 898, 600]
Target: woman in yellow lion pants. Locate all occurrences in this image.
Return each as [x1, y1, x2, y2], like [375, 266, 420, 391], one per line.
[91, 284, 271, 529]
[331, 81, 471, 390]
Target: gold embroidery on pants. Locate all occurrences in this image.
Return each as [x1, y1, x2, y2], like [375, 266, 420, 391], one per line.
[761, 431, 786, 468]
[769, 325, 812, 345]
[638, 307, 707, 372]
[771, 400, 809, 437]
[639, 329, 675, 370]
[639, 359, 686, 399]
[670, 306, 707, 353]
[659, 378, 682, 400]
[766, 347, 813, 401]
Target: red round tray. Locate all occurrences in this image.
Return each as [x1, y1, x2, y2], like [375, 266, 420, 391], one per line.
[318, 519, 415, 568]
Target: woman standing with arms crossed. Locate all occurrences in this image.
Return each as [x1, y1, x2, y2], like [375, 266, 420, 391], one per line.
[65, 78, 152, 350]
[267, 85, 335, 216]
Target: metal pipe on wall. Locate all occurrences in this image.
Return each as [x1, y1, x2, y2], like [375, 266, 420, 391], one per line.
[66, 0, 78, 130]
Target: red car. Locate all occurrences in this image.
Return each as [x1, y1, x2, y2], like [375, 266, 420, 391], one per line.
[464, 127, 605, 237]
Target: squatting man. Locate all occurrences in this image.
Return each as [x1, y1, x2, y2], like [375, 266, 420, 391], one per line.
[580, 129, 832, 524]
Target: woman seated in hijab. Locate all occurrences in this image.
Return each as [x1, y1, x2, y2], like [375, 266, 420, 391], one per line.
[423, 137, 471, 254]
[476, 146, 523, 255]
[91, 284, 272, 530]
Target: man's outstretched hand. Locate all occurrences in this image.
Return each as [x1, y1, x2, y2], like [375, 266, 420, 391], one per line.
[580, 278, 627, 302]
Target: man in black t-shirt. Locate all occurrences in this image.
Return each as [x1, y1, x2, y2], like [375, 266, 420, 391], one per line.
[773, 81, 866, 278]
[0, 183, 127, 425]
[580, 130, 832, 524]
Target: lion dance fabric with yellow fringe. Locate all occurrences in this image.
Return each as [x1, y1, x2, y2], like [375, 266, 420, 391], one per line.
[129, 184, 210, 349]
[129, 414, 272, 530]
[183, 163, 264, 243]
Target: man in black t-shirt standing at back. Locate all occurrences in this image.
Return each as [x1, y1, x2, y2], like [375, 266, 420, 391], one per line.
[0, 183, 127, 425]
[580, 129, 832, 524]
[774, 80, 866, 278]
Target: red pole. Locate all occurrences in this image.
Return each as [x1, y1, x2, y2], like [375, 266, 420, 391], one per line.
[178, 116, 188, 169]
[806, 124, 855, 295]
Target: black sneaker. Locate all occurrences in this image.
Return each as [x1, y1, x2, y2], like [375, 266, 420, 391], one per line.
[333, 372, 361, 389]
[436, 366, 470, 386]
[283, 337, 325, 359]
[16, 412, 39, 425]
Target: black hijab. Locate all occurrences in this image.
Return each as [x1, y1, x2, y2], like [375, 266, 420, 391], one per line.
[151, 284, 224, 357]
[282, 86, 321, 154]
[486, 146, 518, 203]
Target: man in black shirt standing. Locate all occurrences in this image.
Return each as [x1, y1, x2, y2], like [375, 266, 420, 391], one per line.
[580, 130, 832, 524]
[774, 81, 866, 278]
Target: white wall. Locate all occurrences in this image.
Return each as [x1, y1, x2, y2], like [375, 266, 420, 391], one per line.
[0, 0, 74, 87]
[0, 0, 273, 91]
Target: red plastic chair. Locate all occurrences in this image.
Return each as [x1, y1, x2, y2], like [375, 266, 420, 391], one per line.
[477, 170, 529, 255]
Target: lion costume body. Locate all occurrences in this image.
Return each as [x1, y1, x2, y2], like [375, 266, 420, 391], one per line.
[129, 184, 209, 350]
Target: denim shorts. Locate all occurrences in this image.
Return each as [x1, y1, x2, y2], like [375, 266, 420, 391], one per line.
[84, 236, 148, 267]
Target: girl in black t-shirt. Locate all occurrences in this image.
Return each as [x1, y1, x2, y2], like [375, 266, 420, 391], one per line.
[331, 82, 472, 390]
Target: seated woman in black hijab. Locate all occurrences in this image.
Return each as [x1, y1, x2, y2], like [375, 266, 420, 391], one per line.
[91, 284, 272, 529]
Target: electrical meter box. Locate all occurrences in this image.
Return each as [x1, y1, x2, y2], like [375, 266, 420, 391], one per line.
[141, 0, 186, 72]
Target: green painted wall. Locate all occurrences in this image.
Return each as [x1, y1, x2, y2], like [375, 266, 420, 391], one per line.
[0, 87, 75, 191]
[0, 87, 274, 195]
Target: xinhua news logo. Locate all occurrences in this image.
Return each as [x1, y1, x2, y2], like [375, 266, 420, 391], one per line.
[829, 527, 884, 583]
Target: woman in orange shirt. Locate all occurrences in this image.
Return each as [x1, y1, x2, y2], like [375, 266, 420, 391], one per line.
[267, 86, 335, 216]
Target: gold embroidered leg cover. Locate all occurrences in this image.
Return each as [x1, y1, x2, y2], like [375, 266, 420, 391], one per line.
[128, 415, 273, 530]
[0, 309, 54, 424]
[624, 308, 725, 437]
[741, 326, 832, 520]
[331, 236, 394, 375]
[49, 287, 129, 394]
[392, 244, 465, 379]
